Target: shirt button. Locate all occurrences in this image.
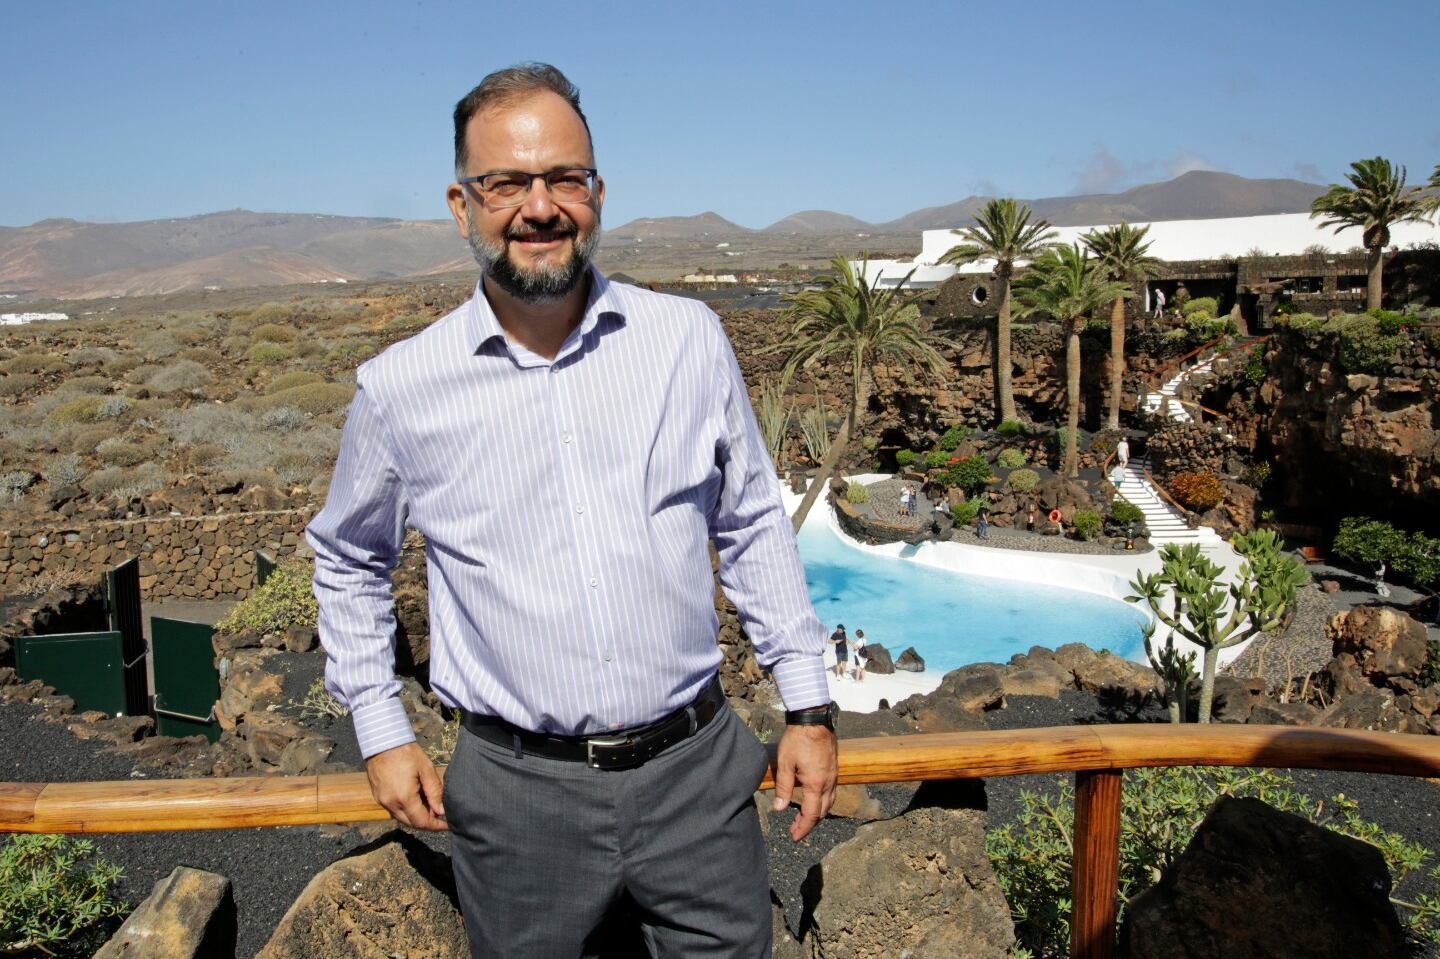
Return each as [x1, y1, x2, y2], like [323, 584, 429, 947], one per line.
[575, 503, 585, 514]
[589, 577, 598, 588]
[562, 432, 572, 443]
[603, 649, 613, 662]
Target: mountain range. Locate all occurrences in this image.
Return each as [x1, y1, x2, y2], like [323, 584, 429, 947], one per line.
[0, 172, 1324, 299]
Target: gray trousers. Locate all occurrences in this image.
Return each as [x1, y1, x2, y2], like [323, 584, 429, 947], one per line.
[444, 703, 772, 958]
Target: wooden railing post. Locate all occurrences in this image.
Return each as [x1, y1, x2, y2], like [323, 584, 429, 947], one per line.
[1070, 769, 1123, 959]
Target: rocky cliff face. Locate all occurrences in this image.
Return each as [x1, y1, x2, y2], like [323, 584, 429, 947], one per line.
[1256, 327, 1440, 527]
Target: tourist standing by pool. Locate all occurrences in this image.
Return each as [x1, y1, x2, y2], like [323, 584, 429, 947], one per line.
[852, 629, 869, 682]
[977, 507, 990, 540]
[830, 624, 849, 678]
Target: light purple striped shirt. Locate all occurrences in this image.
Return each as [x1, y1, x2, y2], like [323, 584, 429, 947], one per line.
[307, 270, 829, 759]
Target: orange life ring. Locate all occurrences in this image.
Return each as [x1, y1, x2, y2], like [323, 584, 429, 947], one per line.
[1047, 509, 1063, 524]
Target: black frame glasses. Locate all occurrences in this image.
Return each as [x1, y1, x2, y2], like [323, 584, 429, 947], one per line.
[458, 168, 598, 208]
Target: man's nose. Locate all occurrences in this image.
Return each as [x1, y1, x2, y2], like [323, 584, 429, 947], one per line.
[519, 175, 558, 221]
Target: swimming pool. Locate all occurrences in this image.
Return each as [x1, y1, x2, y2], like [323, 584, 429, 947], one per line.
[796, 517, 1150, 673]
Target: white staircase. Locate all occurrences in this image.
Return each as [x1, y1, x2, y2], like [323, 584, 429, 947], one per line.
[1140, 359, 1213, 423]
[1114, 456, 1222, 546]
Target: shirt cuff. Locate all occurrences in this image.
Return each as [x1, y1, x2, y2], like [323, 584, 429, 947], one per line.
[351, 695, 417, 760]
[770, 655, 831, 712]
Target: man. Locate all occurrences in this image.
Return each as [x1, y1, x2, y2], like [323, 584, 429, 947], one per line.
[307, 63, 837, 958]
[1151, 286, 1166, 321]
[829, 624, 848, 679]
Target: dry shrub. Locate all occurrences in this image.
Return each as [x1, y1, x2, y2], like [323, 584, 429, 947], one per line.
[294, 341, 325, 359]
[260, 407, 309, 432]
[42, 452, 88, 488]
[123, 364, 162, 385]
[136, 330, 182, 358]
[1, 352, 66, 375]
[274, 450, 316, 486]
[102, 355, 144, 376]
[146, 360, 213, 393]
[178, 347, 223, 365]
[0, 373, 40, 399]
[251, 323, 298, 344]
[82, 461, 164, 499]
[70, 426, 113, 454]
[55, 375, 111, 396]
[67, 346, 120, 367]
[183, 443, 225, 469]
[256, 382, 354, 415]
[166, 404, 255, 447]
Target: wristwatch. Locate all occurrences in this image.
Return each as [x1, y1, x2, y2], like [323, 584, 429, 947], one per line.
[785, 702, 838, 730]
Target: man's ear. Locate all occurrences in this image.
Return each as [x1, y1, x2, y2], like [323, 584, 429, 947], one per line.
[446, 184, 470, 237]
[592, 173, 606, 212]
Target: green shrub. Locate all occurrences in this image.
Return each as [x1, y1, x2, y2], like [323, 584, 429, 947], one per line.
[1337, 314, 1405, 374]
[325, 341, 378, 364]
[96, 439, 149, 467]
[1006, 468, 1040, 494]
[1108, 500, 1145, 526]
[56, 375, 110, 396]
[216, 563, 318, 635]
[1182, 296, 1218, 317]
[1072, 509, 1102, 541]
[937, 424, 973, 451]
[950, 495, 985, 527]
[1, 352, 66, 375]
[264, 368, 324, 391]
[1244, 344, 1267, 388]
[995, 448, 1026, 469]
[0, 833, 127, 957]
[844, 482, 869, 504]
[257, 382, 355, 415]
[861, 436, 878, 452]
[1422, 640, 1440, 688]
[895, 449, 918, 469]
[48, 396, 106, 424]
[383, 312, 432, 335]
[1247, 460, 1272, 487]
[247, 342, 295, 364]
[924, 449, 950, 470]
[251, 323, 298, 344]
[942, 456, 996, 495]
[991, 767, 1440, 955]
[996, 420, 1024, 436]
[1168, 471, 1223, 512]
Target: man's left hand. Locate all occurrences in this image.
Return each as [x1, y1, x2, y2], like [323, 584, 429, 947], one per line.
[771, 725, 838, 841]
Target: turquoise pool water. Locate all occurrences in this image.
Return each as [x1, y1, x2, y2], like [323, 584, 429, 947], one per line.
[797, 521, 1149, 673]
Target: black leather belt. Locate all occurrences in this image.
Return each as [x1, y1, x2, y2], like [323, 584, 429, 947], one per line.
[460, 675, 725, 770]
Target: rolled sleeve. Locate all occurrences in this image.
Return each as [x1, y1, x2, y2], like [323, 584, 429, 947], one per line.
[707, 324, 829, 711]
[306, 377, 415, 759]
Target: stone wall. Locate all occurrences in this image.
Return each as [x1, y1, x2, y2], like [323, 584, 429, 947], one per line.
[0, 509, 316, 600]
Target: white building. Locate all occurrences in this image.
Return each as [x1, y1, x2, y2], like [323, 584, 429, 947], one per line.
[856, 212, 1440, 290]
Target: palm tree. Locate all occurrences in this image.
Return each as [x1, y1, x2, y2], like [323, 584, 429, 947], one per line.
[773, 255, 948, 532]
[1082, 223, 1161, 431]
[1310, 157, 1431, 311]
[938, 199, 1057, 424]
[1012, 244, 1129, 478]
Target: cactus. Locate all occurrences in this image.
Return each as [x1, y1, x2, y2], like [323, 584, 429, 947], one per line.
[1143, 621, 1197, 723]
[1127, 530, 1306, 723]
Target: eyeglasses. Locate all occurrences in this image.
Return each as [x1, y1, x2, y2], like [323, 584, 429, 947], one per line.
[458, 168, 598, 208]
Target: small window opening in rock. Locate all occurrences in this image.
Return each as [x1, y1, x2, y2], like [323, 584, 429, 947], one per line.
[971, 286, 988, 305]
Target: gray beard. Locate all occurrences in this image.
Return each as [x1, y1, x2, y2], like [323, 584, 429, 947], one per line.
[467, 214, 602, 304]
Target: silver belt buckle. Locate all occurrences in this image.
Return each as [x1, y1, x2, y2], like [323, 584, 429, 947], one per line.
[586, 735, 631, 769]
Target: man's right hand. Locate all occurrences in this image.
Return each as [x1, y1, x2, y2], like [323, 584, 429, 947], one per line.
[363, 742, 448, 831]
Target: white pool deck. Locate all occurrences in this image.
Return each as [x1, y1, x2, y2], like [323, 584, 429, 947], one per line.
[787, 474, 1249, 713]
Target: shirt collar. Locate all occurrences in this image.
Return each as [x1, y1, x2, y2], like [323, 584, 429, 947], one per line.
[466, 266, 626, 363]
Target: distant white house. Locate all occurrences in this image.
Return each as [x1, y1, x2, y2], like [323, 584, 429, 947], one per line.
[855, 212, 1440, 290]
[681, 273, 739, 284]
[1, 312, 69, 325]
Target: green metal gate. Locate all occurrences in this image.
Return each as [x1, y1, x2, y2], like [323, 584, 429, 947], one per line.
[150, 617, 221, 743]
[14, 631, 127, 715]
[106, 557, 149, 717]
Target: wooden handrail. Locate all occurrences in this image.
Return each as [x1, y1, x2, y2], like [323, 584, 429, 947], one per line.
[1144, 333, 1228, 392]
[7, 726, 1438, 959]
[1142, 466, 1189, 517]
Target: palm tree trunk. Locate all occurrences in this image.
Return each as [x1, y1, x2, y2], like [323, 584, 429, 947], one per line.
[996, 273, 1016, 424]
[1065, 321, 1081, 478]
[1366, 244, 1384, 312]
[1106, 295, 1125, 430]
[790, 372, 871, 534]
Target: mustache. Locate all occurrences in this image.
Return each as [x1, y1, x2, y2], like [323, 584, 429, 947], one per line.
[505, 220, 578, 240]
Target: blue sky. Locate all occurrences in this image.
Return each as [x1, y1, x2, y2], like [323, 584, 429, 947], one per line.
[5, 0, 1438, 229]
